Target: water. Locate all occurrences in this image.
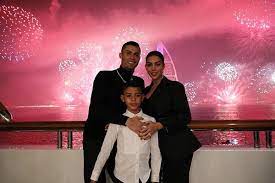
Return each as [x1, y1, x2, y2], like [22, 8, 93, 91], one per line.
[0, 104, 274, 149]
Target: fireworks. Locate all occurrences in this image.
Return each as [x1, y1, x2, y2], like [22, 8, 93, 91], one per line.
[112, 26, 151, 62]
[0, 5, 43, 61]
[58, 59, 77, 72]
[59, 42, 107, 103]
[272, 72, 275, 84]
[184, 81, 198, 102]
[233, 9, 271, 30]
[252, 63, 275, 94]
[231, 27, 275, 59]
[197, 60, 252, 104]
[76, 42, 103, 66]
[230, 0, 274, 30]
[59, 26, 152, 104]
[230, 1, 275, 59]
[63, 92, 74, 103]
[215, 86, 239, 104]
[215, 62, 238, 82]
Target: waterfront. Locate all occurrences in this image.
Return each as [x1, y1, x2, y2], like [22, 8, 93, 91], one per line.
[0, 104, 274, 148]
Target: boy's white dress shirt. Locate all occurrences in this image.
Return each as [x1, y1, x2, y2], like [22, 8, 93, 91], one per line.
[90, 110, 161, 183]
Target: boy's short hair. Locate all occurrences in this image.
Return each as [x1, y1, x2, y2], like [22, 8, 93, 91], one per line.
[121, 78, 144, 94]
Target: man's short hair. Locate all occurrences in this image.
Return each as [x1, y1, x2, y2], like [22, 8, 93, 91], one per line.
[121, 41, 140, 52]
[121, 78, 144, 94]
[146, 50, 164, 64]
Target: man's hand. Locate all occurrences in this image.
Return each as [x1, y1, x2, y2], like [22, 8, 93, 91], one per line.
[139, 122, 163, 140]
[126, 116, 143, 135]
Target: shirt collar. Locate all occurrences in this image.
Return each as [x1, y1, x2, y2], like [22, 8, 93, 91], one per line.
[123, 109, 143, 118]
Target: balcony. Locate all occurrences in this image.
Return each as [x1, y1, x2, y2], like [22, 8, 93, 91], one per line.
[0, 120, 274, 183]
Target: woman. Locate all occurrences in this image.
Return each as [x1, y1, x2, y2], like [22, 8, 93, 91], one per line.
[141, 51, 201, 183]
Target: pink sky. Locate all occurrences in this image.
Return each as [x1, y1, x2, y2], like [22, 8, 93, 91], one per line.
[1, 0, 274, 106]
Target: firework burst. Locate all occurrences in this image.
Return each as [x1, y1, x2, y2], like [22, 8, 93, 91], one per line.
[184, 81, 198, 103]
[215, 62, 238, 82]
[233, 8, 271, 30]
[0, 5, 43, 61]
[59, 42, 107, 103]
[252, 63, 275, 94]
[198, 60, 253, 104]
[229, 0, 275, 59]
[272, 72, 275, 84]
[231, 28, 275, 59]
[59, 26, 152, 103]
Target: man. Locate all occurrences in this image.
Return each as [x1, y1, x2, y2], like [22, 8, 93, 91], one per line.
[83, 41, 144, 183]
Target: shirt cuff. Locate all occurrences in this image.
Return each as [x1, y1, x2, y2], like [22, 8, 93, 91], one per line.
[151, 175, 159, 182]
[90, 171, 100, 181]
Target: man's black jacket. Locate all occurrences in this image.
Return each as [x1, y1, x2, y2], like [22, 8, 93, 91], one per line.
[84, 68, 144, 140]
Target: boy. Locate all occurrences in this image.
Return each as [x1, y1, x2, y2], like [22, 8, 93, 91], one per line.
[90, 80, 161, 183]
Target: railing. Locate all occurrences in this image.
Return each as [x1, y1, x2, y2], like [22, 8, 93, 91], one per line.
[0, 120, 274, 149]
[0, 121, 84, 149]
[190, 120, 275, 148]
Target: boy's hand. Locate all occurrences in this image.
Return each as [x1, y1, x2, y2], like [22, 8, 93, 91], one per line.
[126, 116, 143, 135]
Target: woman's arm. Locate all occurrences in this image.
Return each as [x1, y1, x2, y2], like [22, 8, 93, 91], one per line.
[140, 82, 190, 139]
[158, 82, 191, 132]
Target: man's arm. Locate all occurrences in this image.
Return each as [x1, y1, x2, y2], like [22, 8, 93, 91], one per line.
[90, 124, 119, 181]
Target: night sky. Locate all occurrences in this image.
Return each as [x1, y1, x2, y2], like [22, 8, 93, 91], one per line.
[1, 0, 275, 107]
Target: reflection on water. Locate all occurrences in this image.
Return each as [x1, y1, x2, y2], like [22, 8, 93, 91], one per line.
[0, 104, 274, 149]
[192, 104, 275, 147]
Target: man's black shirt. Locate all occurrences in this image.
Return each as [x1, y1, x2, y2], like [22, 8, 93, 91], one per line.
[84, 67, 144, 140]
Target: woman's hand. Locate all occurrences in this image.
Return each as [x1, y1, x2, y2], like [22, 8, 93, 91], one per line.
[126, 116, 143, 135]
[139, 122, 163, 140]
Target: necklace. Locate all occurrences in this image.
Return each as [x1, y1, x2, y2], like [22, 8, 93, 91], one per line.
[116, 69, 127, 83]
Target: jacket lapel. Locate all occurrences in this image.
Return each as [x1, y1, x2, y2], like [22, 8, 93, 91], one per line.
[153, 76, 169, 98]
